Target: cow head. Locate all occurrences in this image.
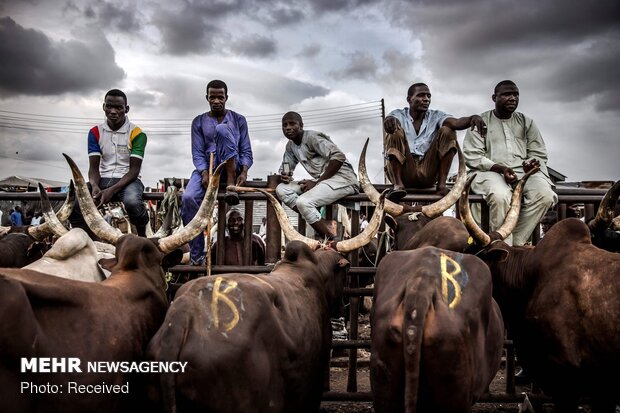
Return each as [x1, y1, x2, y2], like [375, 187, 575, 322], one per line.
[63, 153, 222, 260]
[359, 138, 469, 251]
[253, 186, 386, 254]
[458, 169, 539, 323]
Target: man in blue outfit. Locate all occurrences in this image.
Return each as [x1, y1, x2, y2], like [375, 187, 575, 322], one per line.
[181, 79, 254, 265]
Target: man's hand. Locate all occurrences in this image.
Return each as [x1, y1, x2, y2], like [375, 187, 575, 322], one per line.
[201, 171, 210, 189]
[522, 159, 541, 174]
[94, 187, 115, 207]
[470, 115, 487, 138]
[91, 185, 102, 200]
[501, 167, 518, 184]
[383, 116, 402, 134]
[299, 179, 316, 193]
[235, 170, 248, 186]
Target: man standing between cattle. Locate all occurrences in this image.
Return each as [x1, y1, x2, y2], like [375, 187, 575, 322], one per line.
[276, 111, 359, 242]
[182, 79, 253, 266]
[71, 89, 149, 237]
[463, 80, 557, 246]
[384, 82, 487, 201]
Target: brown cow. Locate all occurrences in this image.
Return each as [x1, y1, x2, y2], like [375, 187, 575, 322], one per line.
[370, 246, 504, 413]
[0, 155, 223, 413]
[0, 181, 76, 267]
[460, 174, 620, 413]
[145, 189, 385, 413]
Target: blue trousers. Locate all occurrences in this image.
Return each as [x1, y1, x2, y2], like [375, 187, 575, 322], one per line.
[182, 125, 241, 261]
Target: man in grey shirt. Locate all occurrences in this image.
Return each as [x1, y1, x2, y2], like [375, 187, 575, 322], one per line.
[276, 111, 359, 241]
[384, 82, 486, 201]
[463, 80, 557, 246]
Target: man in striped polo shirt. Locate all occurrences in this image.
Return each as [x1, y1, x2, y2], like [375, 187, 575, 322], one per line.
[71, 89, 149, 237]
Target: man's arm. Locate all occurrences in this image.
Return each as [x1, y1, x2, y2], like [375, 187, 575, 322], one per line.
[236, 115, 253, 186]
[443, 115, 486, 137]
[95, 157, 142, 206]
[299, 134, 345, 192]
[383, 116, 402, 134]
[88, 156, 102, 198]
[524, 118, 549, 165]
[191, 116, 210, 173]
[464, 128, 517, 184]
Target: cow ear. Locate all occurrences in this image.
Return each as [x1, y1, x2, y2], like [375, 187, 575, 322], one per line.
[99, 257, 118, 271]
[337, 257, 350, 269]
[486, 246, 509, 262]
[385, 215, 397, 232]
[161, 249, 184, 270]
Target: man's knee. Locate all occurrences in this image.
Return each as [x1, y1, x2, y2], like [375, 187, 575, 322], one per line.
[534, 187, 558, 209]
[486, 187, 512, 207]
[438, 125, 457, 141]
[275, 184, 291, 200]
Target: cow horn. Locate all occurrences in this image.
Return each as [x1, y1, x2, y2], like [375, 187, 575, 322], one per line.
[420, 144, 467, 218]
[588, 179, 620, 233]
[35, 183, 69, 238]
[459, 168, 539, 246]
[254, 188, 321, 250]
[63, 153, 123, 244]
[359, 138, 405, 216]
[157, 162, 225, 253]
[27, 180, 76, 241]
[335, 191, 387, 253]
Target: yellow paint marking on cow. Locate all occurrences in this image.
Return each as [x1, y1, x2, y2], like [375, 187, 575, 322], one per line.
[211, 277, 240, 332]
[440, 253, 462, 309]
[247, 274, 274, 290]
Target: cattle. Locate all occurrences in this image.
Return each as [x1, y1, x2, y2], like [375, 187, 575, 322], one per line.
[587, 179, 620, 252]
[459, 172, 620, 412]
[145, 189, 385, 413]
[370, 246, 505, 413]
[20, 184, 105, 281]
[0, 181, 76, 267]
[358, 138, 471, 253]
[0, 155, 224, 413]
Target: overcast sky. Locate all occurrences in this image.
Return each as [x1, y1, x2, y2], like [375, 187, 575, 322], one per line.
[0, 0, 618, 189]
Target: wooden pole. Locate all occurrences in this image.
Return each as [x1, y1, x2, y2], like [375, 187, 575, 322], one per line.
[205, 152, 214, 277]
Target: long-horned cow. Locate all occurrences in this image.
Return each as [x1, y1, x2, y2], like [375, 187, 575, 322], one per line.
[0, 154, 223, 413]
[145, 189, 386, 413]
[459, 173, 620, 412]
[0, 181, 76, 267]
[359, 138, 472, 253]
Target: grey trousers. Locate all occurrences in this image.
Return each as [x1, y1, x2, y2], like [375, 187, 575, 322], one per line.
[276, 181, 358, 225]
[470, 171, 557, 246]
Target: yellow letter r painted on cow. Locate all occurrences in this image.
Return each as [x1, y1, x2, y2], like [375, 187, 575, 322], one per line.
[211, 277, 240, 332]
[440, 253, 462, 309]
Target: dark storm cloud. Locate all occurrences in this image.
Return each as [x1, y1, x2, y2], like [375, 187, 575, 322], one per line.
[95, 1, 142, 33]
[307, 0, 377, 13]
[229, 35, 277, 58]
[249, 2, 306, 25]
[0, 17, 126, 97]
[386, 0, 620, 111]
[152, 7, 217, 55]
[329, 51, 379, 80]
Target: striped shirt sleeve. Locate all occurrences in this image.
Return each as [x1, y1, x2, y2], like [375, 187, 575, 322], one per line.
[87, 126, 101, 156]
[129, 127, 147, 159]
